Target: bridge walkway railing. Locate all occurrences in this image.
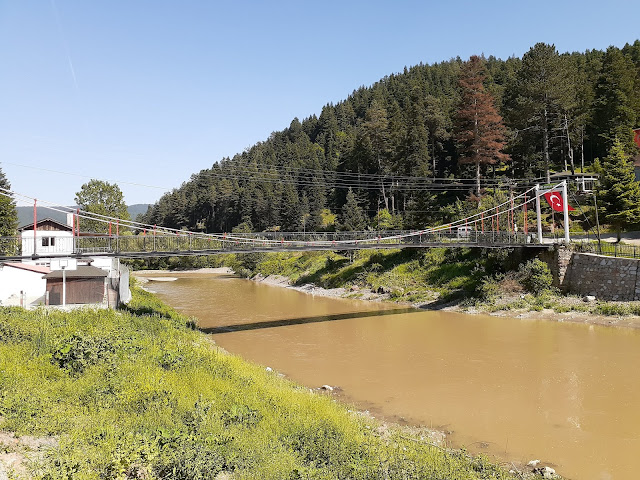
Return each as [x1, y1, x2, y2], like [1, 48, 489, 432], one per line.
[0, 229, 542, 260]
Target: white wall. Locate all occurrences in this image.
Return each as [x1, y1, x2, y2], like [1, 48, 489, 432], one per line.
[21, 231, 74, 257]
[0, 266, 47, 307]
[91, 257, 118, 276]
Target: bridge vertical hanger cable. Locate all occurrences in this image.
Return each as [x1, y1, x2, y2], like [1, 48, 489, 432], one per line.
[0, 183, 560, 252]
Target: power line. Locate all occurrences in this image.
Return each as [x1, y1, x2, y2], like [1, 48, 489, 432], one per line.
[1, 182, 560, 247]
[2, 160, 544, 195]
[0, 161, 171, 191]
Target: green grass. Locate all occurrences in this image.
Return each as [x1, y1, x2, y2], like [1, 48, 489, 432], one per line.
[237, 248, 485, 305]
[478, 289, 640, 318]
[0, 287, 514, 480]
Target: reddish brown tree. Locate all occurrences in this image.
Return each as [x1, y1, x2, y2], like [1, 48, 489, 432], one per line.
[455, 56, 510, 198]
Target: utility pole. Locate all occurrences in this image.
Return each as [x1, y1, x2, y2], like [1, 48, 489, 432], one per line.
[562, 180, 570, 244]
[535, 184, 543, 244]
[33, 199, 37, 257]
[593, 192, 602, 252]
[62, 266, 66, 307]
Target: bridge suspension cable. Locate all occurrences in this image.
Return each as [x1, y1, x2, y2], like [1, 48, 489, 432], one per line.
[1, 181, 567, 252]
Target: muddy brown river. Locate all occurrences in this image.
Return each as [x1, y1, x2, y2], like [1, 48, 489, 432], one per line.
[142, 272, 640, 480]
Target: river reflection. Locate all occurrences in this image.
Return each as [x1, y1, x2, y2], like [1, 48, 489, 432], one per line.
[142, 272, 640, 480]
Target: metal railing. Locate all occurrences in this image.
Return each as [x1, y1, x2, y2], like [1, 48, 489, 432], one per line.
[573, 242, 640, 259]
[0, 229, 549, 260]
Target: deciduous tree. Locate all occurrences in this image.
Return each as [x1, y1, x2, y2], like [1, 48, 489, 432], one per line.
[74, 179, 130, 234]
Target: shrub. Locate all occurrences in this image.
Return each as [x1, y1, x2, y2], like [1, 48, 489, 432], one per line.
[519, 258, 553, 294]
[159, 350, 185, 370]
[595, 302, 630, 316]
[477, 278, 501, 302]
[52, 334, 116, 374]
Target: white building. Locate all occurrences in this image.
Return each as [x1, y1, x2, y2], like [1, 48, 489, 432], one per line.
[7, 217, 131, 308]
[0, 262, 50, 307]
[19, 218, 75, 266]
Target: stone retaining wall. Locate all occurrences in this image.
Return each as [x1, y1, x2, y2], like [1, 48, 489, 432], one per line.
[561, 252, 640, 301]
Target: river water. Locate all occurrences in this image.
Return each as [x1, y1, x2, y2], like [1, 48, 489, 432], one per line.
[143, 272, 640, 480]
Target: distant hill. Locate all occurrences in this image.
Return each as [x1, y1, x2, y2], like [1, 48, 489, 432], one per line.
[17, 204, 150, 228]
[127, 204, 151, 221]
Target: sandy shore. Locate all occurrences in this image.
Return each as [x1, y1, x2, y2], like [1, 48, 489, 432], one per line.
[135, 267, 234, 275]
[446, 303, 640, 329]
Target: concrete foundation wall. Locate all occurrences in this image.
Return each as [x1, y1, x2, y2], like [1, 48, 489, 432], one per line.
[562, 253, 640, 301]
[542, 247, 640, 301]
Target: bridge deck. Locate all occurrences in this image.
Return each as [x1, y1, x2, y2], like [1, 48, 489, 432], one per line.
[0, 230, 556, 261]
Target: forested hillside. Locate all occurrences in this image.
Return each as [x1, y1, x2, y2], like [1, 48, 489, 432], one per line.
[143, 41, 640, 233]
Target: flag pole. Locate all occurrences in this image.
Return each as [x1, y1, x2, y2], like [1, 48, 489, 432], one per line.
[562, 180, 570, 244]
[535, 184, 543, 244]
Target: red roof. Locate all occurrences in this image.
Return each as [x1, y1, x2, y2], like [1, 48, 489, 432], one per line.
[2, 262, 51, 274]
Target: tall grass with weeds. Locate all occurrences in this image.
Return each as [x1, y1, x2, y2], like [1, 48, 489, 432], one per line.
[237, 248, 487, 305]
[0, 287, 514, 479]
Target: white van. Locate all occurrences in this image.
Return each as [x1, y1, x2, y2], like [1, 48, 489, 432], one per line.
[456, 226, 474, 238]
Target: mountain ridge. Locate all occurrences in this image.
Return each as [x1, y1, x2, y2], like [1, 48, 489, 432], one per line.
[17, 204, 150, 228]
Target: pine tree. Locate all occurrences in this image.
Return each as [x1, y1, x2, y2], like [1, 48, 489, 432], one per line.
[592, 47, 639, 159]
[0, 167, 18, 254]
[363, 100, 391, 210]
[424, 95, 451, 177]
[506, 43, 572, 182]
[280, 181, 301, 231]
[597, 138, 640, 241]
[340, 188, 367, 231]
[455, 56, 509, 197]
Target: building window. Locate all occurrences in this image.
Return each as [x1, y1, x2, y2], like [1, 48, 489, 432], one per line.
[41, 237, 55, 247]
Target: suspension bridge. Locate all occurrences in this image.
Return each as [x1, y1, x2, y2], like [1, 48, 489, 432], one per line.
[0, 182, 574, 262]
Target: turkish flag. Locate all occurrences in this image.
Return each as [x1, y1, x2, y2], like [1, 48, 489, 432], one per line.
[543, 191, 575, 212]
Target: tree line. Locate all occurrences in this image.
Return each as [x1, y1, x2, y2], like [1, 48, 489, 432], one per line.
[130, 41, 640, 232]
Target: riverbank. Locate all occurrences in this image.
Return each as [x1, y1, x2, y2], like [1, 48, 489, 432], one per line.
[244, 271, 640, 329]
[133, 246, 640, 330]
[0, 286, 526, 479]
[181, 248, 640, 330]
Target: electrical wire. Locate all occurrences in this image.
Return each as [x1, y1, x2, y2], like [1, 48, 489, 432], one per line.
[0, 182, 566, 247]
[2, 160, 546, 194]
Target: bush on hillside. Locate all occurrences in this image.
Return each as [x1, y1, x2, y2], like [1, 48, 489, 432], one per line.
[519, 258, 553, 294]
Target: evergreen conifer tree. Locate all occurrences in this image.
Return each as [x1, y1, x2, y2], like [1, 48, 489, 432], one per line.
[592, 47, 639, 158]
[0, 167, 18, 254]
[507, 43, 572, 182]
[455, 56, 509, 198]
[280, 181, 301, 231]
[597, 137, 640, 241]
[340, 188, 367, 231]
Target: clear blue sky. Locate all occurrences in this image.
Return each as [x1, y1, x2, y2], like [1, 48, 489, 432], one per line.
[0, 0, 637, 207]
